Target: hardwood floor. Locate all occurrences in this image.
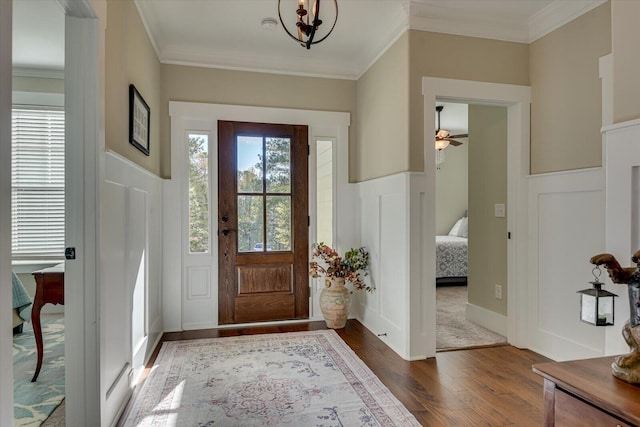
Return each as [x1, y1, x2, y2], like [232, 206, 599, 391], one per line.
[139, 319, 551, 426]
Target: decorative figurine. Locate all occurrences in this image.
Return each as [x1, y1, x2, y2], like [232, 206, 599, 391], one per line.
[590, 250, 640, 384]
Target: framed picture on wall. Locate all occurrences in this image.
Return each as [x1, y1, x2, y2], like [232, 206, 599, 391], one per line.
[129, 84, 150, 156]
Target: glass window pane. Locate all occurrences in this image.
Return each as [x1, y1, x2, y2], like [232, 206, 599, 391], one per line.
[266, 196, 291, 251]
[188, 133, 209, 254]
[237, 136, 263, 193]
[238, 195, 264, 252]
[265, 137, 291, 193]
[316, 139, 333, 247]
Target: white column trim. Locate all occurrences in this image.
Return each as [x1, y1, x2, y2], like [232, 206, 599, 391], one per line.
[0, 1, 13, 424]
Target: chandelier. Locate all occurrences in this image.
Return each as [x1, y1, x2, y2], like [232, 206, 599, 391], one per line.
[277, 0, 338, 49]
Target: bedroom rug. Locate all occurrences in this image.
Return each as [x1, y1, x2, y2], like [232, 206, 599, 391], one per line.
[13, 313, 65, 426]
[437, 286, 507, 351]
[119, 330, 420, 426]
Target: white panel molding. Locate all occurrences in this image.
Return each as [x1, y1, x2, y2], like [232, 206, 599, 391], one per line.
[466, 303, 507, 337]
[354, 171, 429, 360]
[602, 119, 640, 355]
[423, 77, 531, 356]
[356, 172, 408, 357]
[103, 151, 164, 423]
[166, 102, 354, 332]
[187, 267, 212, 299]
[528, 167, 606, 361]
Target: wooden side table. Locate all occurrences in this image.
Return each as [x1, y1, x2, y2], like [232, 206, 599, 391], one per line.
[31, 263, 64, 382]
[533, 357, 640, 426]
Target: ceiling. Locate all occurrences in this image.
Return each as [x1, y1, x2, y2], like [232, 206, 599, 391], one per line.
[13, 0, 606, 80]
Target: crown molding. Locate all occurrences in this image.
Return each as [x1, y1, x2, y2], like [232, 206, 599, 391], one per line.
[160, 45, 361, 80]
[528, 0, 607, 43]
[12, 67, 64, 79]
[134, 0, 162, 61]
[409, 14, 528, 43]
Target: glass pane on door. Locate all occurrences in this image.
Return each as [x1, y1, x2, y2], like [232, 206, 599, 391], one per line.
[237, 136, 263, 193]
[237, 195, 264, 252]
[265, 137, 291, 193]
[266, 195, 291, 251]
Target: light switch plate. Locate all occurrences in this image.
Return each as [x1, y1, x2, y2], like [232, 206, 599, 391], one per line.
[495, 203, 505, 218]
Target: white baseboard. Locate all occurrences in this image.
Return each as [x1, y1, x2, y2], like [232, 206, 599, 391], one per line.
[465, 302, 507, 337]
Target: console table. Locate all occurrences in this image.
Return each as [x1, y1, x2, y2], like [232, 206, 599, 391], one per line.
[31, 263, 64, 382]
[533, 356, 640, 426]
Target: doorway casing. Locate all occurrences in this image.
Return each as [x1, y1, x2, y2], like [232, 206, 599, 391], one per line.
[421, 77, 531, 356]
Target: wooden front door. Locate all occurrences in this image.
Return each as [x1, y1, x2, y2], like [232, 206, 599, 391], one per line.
[218, 121, 309, 324]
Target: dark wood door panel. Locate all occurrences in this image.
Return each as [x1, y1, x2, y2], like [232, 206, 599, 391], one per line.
[218, 120, 308, 324]
[237, 264, 293, 294]
[234, 294, 295, 323]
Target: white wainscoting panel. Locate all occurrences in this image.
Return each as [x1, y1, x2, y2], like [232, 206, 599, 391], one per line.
[101, 151, 164, 422]
[356, 173, 410, 358]
[603, 119, 640, 355]
[528, 168, 605, 361]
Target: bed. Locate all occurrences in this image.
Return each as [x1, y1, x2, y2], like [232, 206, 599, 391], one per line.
[436, 215, 468, 286]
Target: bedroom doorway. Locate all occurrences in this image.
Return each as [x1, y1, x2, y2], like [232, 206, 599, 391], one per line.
[435, 101, 508, 351]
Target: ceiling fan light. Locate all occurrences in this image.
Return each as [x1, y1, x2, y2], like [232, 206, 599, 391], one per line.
[435, 139, 449, 150]
[436, 129, 450, 139]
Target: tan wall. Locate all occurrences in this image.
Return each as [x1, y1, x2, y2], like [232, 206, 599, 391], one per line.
[409, 30, 529, 175]
[435, 141, 468, 235]
[105, 0, 161, 176]
[12, 76, 64, 94]
[161, 65, 357, 180]
[530, 2, 611, 174]
[467, 105, 508, 316]
[612, 0, 640, 123]
[355, 32, 409, 182]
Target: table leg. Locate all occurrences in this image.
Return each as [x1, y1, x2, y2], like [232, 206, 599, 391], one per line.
[31, 301, 43, 382]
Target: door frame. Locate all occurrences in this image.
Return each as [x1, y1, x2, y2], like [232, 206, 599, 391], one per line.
[0, 1, 14, 423]
[61, 0, 104, 424]
[0, 1, 103, 425]
[166, 102, 354, 332]
[421, 77, 531, 356]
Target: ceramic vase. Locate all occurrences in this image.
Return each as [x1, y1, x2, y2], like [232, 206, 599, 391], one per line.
[319, 277, 351, 329]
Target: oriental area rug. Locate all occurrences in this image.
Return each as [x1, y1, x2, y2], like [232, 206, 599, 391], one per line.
[13, 314, 65, 426]
[120, 330, 419, 426]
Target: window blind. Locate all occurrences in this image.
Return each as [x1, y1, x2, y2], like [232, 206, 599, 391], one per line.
[11, 107, 65, 259]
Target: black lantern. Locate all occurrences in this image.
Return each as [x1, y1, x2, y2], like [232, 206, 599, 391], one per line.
[578, 266, 617, 326]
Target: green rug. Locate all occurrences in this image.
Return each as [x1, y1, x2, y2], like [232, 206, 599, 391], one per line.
[13, 314, 65, 426]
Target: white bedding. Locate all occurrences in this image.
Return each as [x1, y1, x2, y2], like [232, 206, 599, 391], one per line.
[436, 235, 468, 278]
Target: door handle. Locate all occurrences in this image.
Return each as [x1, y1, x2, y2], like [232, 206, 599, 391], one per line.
[221, 229, 230, 237]
[221, 215, 229, 223]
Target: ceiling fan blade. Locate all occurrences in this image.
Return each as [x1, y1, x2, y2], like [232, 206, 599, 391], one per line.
[448, 139, 463, 146]
[448, 133, 468, 139]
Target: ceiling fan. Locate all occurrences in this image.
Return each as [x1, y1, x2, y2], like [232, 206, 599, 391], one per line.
[435, 105, 468, 149]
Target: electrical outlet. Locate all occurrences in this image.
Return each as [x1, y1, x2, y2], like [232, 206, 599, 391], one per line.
[495, 203, 506, 218]
[495, 284, 503, 299]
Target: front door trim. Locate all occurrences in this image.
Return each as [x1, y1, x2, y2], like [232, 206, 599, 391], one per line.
[166, 102, 354, 332]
